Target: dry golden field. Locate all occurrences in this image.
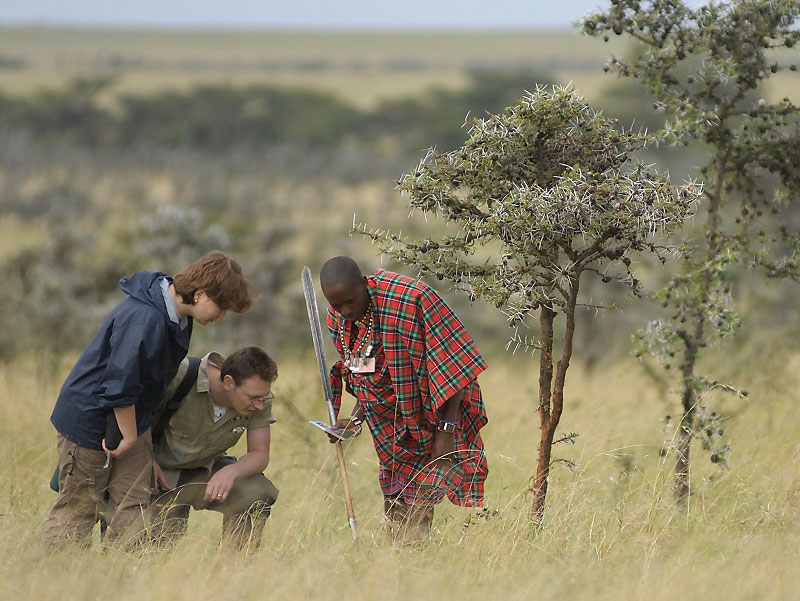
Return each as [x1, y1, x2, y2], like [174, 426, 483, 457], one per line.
[1, 335, 799, 600]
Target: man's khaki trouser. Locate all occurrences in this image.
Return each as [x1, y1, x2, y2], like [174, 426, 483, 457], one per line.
[150, 456, 278, 550]
[43, 431, 153, 549]
[383, 494, 435, 543]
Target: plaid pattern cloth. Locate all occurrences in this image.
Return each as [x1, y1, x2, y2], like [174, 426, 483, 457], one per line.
[328, 269, 488, 506]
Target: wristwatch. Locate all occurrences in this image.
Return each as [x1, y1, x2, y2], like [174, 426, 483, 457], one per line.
[437, 420, 458, 433]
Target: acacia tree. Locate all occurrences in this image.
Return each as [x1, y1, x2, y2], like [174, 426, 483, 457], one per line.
[582, 0, 800, 507]
[357, 86, 701, 525]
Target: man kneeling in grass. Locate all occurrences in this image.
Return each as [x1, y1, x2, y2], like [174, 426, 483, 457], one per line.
[150, 346, 278, 550]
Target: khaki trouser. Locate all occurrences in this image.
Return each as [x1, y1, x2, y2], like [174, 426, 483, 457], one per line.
[383, 494, 435, 543]
[43, 431, 153, 549]
[150, 456, 278, 550]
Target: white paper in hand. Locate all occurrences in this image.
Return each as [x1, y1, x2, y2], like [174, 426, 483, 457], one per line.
[309, 420, 358, 440]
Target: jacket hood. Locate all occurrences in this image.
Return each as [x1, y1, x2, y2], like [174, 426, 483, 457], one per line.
[119, 271, 171, 316]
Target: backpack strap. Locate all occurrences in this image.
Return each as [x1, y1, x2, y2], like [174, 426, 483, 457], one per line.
[152, 356, 201, 444]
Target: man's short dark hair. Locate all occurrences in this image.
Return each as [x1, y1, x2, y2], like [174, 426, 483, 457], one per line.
[220, 346, 278, 385]
[320, 256, 364, 290]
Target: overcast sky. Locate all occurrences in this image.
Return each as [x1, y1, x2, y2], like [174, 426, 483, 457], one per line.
[1, 0, 620, 29]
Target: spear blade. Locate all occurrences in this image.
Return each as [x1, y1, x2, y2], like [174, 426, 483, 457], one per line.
[301, 266, 337, 425]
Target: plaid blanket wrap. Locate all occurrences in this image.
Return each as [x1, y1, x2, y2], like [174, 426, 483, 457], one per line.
[328, 269, 488, 506]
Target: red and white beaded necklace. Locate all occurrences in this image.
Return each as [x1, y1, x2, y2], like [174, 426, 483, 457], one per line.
[339, 304, 374, 366]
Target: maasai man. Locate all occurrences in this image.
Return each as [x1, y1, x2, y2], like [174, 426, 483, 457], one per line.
[319, 256, 488, 541]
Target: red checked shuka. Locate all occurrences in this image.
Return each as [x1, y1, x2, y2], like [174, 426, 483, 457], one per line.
[328, 269, 488, 506]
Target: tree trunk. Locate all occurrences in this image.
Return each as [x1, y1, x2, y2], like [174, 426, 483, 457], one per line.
[675, 308, 703, 509]
[530, 304, 554, 526]
[674, 417, 692, 509]
[531, 276, 580, 527]
[673, 155, 723, 508]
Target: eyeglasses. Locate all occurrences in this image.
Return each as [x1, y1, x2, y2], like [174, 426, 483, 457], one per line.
[246, 391, 275, 406]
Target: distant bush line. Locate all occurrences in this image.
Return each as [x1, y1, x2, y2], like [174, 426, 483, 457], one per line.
[0, 70, 662, 157]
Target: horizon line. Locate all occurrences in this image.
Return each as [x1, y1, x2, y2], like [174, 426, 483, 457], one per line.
[0, 21, 580, 33]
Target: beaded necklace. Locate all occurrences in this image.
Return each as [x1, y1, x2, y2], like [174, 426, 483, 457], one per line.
[339, 304, 374, 366]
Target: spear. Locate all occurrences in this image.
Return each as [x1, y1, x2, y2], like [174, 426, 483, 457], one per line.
[301, 266, 358, 541]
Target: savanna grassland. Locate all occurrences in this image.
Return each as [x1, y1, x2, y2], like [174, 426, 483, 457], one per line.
[0, 27, 623, 107]
[2, 24, 800, 601]
[2, 340, 800, 600]
[2, 26, 799, 106]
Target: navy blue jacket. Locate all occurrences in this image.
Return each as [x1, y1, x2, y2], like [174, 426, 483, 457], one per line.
[51, 271, 193, 450]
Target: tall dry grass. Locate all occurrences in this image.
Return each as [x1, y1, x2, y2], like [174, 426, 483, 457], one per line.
[1, 344, 799, 600]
